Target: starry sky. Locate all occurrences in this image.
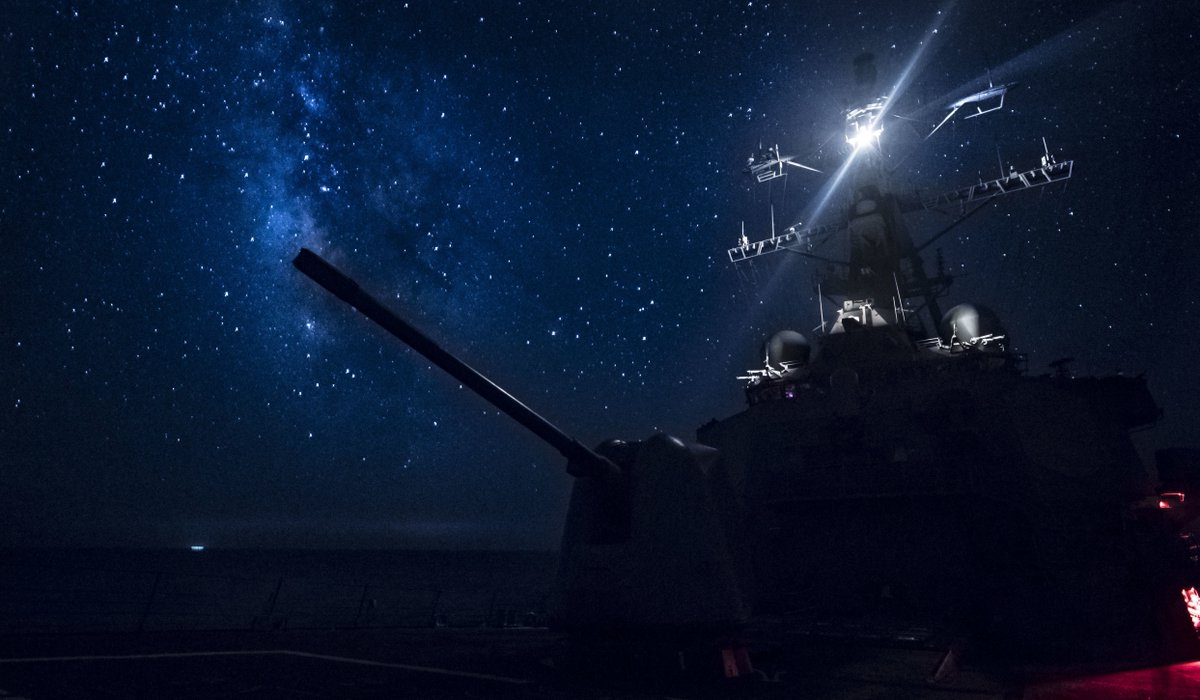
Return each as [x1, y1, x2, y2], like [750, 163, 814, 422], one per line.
[3, 1, 1196, 550]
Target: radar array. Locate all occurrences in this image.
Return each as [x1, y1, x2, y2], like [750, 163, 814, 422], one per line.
[728, 58, 1074, 335]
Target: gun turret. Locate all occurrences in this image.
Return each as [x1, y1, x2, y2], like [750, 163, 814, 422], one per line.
[292, 247, 619, 481]
[296, 248, 750, 652]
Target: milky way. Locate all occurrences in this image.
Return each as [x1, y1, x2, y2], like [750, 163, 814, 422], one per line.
[3, 1, 1195, 548]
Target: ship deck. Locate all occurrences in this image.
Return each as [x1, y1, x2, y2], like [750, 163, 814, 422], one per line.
[1, 627, 1196, 699]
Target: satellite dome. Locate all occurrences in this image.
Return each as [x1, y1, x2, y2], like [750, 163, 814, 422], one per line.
[939, 303, 1007, 346]
[764, 330, 811, 367]
[854, 199, 878, 215]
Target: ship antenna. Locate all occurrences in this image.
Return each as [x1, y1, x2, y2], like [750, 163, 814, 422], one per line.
[770, 205, 776, 241]
[892, 272, 908, 325]
[817, 282, 827, 334]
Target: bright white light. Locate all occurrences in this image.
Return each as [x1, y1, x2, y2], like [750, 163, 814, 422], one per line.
[843, 97, 887, 151]
[846, 124, 883, 150]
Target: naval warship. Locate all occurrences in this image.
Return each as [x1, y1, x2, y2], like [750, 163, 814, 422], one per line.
[289, 53, 1200, 686]
[696, 52, 1200, 664]
[5, 47, 1198, 700]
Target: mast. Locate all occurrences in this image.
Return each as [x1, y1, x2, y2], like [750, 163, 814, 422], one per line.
[728, 53, 1072, 338]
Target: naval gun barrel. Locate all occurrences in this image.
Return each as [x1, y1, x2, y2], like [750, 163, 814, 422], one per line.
[293, 248, 618, 480]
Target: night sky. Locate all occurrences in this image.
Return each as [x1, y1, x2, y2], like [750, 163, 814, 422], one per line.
[3, 1, 1196, 550]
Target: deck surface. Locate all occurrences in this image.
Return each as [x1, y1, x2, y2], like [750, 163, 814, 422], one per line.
[0, 628, 1197, 699]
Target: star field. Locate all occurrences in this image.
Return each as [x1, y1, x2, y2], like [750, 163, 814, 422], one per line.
[2, 1, 1196, 549]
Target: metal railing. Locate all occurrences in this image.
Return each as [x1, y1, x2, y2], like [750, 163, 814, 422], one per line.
[0, 560, 550, 634]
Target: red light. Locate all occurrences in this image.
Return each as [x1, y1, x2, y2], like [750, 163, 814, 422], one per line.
[1181, 587, 1200, 634]
[1026, 660, 1200, 698]
[1161, 492, 1186, 509]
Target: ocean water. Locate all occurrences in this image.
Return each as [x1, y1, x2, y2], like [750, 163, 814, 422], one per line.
[0, 548, 558, 634]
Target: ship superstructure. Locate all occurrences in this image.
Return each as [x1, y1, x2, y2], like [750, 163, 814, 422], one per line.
[697, 53, 1196, 661]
